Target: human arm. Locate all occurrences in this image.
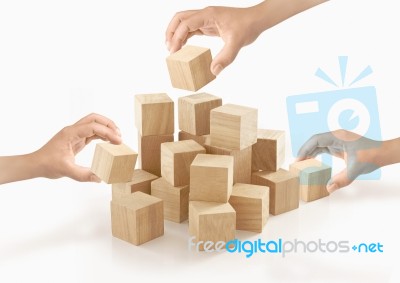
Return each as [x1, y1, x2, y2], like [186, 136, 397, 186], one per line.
[0, 113, 122, 185]
[166, 0, 328, 75]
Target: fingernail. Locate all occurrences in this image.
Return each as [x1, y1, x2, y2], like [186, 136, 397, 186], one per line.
[327, 183, 339, 194]
[116, 127, 122, 137]
[212, 64, 223, 76]
[166, 41, 171, 51]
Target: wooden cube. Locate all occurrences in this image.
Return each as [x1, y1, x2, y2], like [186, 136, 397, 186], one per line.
[91, 143, 137, 184]
[178, 131, 210, 147]
[135, 93, 174, 136]
[161, 140, 206, 186]
[166, 45, 216, 91]
[190, 154, 234, 203]
[289, 159, 331, 202]
[111, 192, 164, 246]
[252, 169, 299, 215]
[204, 140, 252, 184]
[189, 201, 235, 251]
[229, 183, 269, 233]
[151, 177, 189, 223]
[178, 93, 222, 135]
[138, 133, 174, 176]
[112, 169, 158, 201]
[210, 104, 258, 150]
[252, 129, 285, 172]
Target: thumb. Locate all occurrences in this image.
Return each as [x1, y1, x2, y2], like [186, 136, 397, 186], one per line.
[210, 40, 241, 76]
[66, 163, 101, 183]
[326, 169, 353, 193]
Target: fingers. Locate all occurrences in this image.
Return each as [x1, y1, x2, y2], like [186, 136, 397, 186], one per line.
[75, 113, 120, 135]
[74, 122, 122, 145]
[65, 163, 101, 183]
[210, 40, 242, 76]
[169, 11, 207, 53]
[296, 132, 338, 161]
[166, 10, 198, 49]
[326, 168, 353, 193]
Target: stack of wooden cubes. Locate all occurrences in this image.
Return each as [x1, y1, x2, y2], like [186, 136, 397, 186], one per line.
[88, 45, 332, 248]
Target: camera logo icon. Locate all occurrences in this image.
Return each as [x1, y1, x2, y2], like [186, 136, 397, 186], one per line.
[286, 56, 381, 180]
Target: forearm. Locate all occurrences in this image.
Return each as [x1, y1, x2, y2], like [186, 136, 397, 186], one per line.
[0, 152, 44, 185]
[377, 138, 400, 167]
[250, 0, 328, 34]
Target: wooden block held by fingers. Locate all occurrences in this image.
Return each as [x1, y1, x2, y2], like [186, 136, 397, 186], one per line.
[289, 159, 331, 202]
[111, 192, 164, 246]
[204, 140, 252, 184]
[252, 169, 299, 215]
[189, 201, 236, 251]
[252, 129, 285, 172]
[151, 177, 189, 223]
[112, 169, 159, 201]
[229, 183, 269, 233]
[178, 131, 210, 147]
[91, 143, 137, 184]
[178, 93, 222, 135]
[166, 45, 216, 91]
[138, 133, 174, 176]
[190, 154, 234, 203]
[135, 93, 174, 136]
[161, 140, 206, 186]
[210, 104, 258, 150]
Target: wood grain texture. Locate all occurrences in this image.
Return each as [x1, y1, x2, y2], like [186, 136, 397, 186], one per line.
[252, 129, 285, 172]
[190, 154, 234, 203]
[178, 131, 210, 147]
[166, 45, 216, 91]
[161, 140, 206, 186]
[178, 93, 222, 135]
[289, 159, 331, 202]
[138, 133, 174, 176]
[91, 143, 137, 184]
[229, 183, 269, 233]
[135, 93, 174, 136]
[189, 201, 236, 251]
[151, 177, 189, 223]
[111, 192, 164, 246]
[204, 140, 252, 184]
[210, 104, 258, 150]
[252, 169, 299, 215]
[112, 169, 159, 201]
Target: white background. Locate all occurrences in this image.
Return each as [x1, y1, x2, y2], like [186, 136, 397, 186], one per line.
[1, 0, 400, 282]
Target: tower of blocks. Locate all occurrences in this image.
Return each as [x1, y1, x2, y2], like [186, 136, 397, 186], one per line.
[252, 169, 299, 215]
[135, 93, 174, 176]
[166, 45, 216, 91]
[290, 159, 332, 202]
[153, 140, 205, 223]
[88, 45, 336, 249]
[189, 154, 237, 249]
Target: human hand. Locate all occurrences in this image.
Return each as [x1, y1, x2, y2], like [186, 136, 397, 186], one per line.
[166, 5, 265, 76]
[33, 113, 122, 182]
[297, 130, 382, 193]
[166, 0, 328, 76]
